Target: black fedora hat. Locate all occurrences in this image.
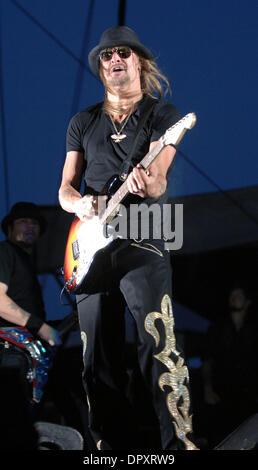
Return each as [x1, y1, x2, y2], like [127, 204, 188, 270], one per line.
[1, 202, 47, 236]
[88, 26, 154, 78]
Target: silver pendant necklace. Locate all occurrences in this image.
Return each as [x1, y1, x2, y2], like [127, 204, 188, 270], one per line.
[109, 112, 131, 143]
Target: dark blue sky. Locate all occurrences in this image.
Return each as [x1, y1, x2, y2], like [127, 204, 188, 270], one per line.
[0, 0, 257, 322]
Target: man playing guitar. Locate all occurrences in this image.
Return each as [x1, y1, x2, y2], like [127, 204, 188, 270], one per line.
[59, 26, 197, 451]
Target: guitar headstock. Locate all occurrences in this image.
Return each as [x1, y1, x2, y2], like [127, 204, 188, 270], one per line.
[163, 112, 197, 146]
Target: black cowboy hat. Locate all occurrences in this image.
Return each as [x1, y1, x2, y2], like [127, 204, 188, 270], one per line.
[88, 26, 154, 78]
[1, 202, 47, 236]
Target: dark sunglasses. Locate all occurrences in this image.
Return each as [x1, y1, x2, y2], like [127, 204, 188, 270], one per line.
[99, 46, 132, 62]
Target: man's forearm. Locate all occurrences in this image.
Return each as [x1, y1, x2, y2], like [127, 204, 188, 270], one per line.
[58, 183, 82, 213]
[0, 292, 31, 326]
[146, 174, 167, 198]
[0, 290, 61, 345]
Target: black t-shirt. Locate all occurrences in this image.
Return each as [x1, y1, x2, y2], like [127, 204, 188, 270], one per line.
[0, 241, 46, 328]
[66, 95, 180, 242]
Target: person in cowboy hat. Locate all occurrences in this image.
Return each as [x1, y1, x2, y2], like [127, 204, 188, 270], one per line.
[0, 202, 61, 346]
[59, 26, 197, 450]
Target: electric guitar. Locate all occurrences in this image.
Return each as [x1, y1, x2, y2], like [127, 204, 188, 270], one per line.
[63, 112, 196, 294]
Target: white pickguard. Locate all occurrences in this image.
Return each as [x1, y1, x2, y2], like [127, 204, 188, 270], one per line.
[75, 216, 114, 286]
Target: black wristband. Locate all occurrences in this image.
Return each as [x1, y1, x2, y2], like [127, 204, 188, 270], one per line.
[26, 315, 44, 336]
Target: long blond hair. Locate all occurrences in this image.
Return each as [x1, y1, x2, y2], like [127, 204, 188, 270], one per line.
[139, 56, 171, 98]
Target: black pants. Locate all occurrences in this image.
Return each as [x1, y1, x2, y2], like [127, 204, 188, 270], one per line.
[76, 240, 196, 450]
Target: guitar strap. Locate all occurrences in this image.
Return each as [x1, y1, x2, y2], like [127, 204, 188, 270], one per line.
[119, 96, 157, 181]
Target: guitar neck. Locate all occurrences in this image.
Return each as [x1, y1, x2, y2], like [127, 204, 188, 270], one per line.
[99, 138, 165, 225]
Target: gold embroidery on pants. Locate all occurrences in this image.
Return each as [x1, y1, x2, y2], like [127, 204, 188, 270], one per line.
[130, 242, 163, 257]
[81, 331, 87, 364]
[86, 394, 91, 412]
[96, 440, 102, 450]
[81, 331, 91, 411]
[144, 294, 198, 450]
